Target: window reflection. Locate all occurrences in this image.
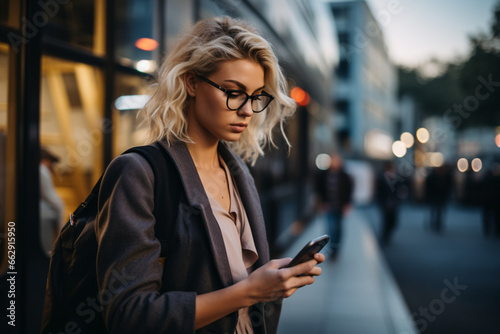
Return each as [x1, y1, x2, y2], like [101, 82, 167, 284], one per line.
[40, 57, 104, 240]
[112, 73, 149, 156]
[115, 0, 158, 72]
[0, 1, 9, 25]
[0, 0, 20, 28]
[45, 0, 105, 54]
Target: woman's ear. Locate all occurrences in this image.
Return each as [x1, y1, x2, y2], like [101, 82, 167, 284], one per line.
[184, 71, 197, 97]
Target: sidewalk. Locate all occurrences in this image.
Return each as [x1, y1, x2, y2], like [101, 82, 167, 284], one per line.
[277, 208, 418, 334]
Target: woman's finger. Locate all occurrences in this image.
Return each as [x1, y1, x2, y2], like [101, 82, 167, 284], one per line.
[279, 259, 317, 278]
[314, 252, 325, 263]
[306, 266, 322, 277]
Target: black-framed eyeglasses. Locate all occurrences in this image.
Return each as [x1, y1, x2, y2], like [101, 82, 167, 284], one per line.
[197, 75, 274, 113]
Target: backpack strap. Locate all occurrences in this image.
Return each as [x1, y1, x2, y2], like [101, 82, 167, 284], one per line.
[121, 145, 179, 258]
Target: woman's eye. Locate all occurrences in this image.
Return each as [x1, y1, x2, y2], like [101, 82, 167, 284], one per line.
[228, 91, 245, 99]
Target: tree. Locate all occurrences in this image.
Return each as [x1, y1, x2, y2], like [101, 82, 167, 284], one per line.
[458, 43, 500, 128]
[398, 0, 500, 130]
[457, 1, 500, 128]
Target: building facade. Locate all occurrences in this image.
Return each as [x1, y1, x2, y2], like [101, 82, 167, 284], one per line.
[328, 0, 398, 159]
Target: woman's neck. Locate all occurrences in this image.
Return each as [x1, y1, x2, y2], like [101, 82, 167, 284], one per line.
[186, 140, 220, 170]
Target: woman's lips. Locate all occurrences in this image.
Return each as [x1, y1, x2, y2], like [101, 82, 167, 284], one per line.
[230, 123, 247, 133]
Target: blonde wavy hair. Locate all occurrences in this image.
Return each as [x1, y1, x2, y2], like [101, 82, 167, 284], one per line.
[141, 16, 296, 164]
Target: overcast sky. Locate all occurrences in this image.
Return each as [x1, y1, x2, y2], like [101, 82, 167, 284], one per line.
[364, 0, 498, 67]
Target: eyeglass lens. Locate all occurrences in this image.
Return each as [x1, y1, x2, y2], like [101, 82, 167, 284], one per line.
[227, 92, 272, 112]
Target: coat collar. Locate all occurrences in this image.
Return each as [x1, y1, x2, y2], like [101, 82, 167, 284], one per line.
[157, 140, 269, 286]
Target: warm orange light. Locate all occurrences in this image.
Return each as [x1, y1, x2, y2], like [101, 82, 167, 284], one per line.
[135, 38, 159, 51]
[496, 133, 500, 148]
[291, 87, 310, 106]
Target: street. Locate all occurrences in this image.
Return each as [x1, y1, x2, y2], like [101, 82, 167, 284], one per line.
[364, 203, 500, 334]
[278, 207, 417, 334]
[277, 203, 500, 334]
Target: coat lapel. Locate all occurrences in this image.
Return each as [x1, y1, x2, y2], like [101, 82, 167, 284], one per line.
[158, 140, 270, 285]
[158, 140, 233, 287]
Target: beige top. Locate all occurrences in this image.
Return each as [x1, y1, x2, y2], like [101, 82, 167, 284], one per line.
[205, 158, 259, 334]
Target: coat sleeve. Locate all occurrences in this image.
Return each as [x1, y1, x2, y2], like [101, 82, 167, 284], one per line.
[95, 153, 196, 333]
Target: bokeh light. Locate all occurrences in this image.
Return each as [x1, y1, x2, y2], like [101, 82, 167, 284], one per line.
[135, 60, 157, 73]
[315, 153, 331, 170]
[135, 38, 159, 51]
[291, 87, 310, 106]
[471, 158, 482, 172]
[400, 132, 415, 148]
[457, 158, 468, 172]
[416, 128, 430, 143]
[425, 152, 444, 167]
[392, 140, 407, 158]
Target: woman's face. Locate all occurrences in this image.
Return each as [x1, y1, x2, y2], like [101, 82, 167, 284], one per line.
[186, 59, 265, 144]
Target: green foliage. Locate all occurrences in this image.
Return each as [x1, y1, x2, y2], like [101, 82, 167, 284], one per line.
[492, 1, 500, 38]
[398, 0, 500, 130]
[458, 44, 500, 127]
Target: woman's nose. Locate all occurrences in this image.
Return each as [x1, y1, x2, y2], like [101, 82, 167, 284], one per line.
[237, 99, 254, 117]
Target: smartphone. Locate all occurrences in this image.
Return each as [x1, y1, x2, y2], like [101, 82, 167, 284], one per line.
[284, 234, 330, 268]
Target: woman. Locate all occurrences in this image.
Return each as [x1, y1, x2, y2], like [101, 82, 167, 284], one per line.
[96, 16, 324, 333]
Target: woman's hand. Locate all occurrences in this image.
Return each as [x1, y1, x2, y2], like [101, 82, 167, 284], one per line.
[239, 252, 325, 305]
[195, 253, 324, 329]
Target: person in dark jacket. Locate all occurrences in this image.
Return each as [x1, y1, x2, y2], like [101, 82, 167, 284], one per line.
[94, 16, 324, 334]
[425, 165, 452, 233]
[314, 153, 353, 257]
[481, 163, 500, 237]
[376, 161, 400, 245]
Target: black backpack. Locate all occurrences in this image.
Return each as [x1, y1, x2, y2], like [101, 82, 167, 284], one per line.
[41, 145, 180, 334]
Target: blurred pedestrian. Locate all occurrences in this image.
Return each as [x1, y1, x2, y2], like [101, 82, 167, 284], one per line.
[376, 161, 400, 245]
[425, 165, 452, 233]
[40, 147, 65, 254]
[314, 153, 353, 257]
[481, 163, 500, 237]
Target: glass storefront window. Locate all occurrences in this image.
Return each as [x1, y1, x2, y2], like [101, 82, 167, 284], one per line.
[112, 73, 149, 156]
[0, 43, 9, 266]
[115, 0, 159, 73]
[45, 0, 105, 54]
[39, 56, 104, 252]
[0, 45, 7, 129]
[0, 0, 20, 28]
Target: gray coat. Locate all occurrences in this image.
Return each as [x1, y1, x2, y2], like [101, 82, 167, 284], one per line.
[96, 140, 282, 334]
